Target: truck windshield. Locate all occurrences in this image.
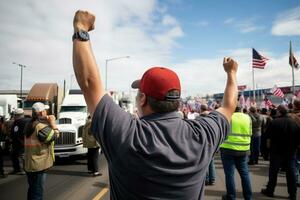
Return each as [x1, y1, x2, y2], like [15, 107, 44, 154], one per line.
[60, 106, 87, 112]
[23, 101, 48, 109]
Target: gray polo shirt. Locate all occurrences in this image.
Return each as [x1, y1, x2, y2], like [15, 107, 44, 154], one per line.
[92, 95, 229, 200]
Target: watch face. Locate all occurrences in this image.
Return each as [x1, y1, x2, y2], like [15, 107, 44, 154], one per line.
[79, 31, 89, 40]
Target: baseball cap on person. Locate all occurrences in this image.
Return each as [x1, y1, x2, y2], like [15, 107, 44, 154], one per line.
[32, 102, 50, 112]
[131, 67, 181, 100]
[14, 108, 24, 115]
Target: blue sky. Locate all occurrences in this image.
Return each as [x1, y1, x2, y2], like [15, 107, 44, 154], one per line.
[167, 0, 300, 60]
[0, 0, 299, 97]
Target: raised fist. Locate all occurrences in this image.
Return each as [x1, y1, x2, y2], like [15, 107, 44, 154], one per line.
[73, 10, 95, 32]
[223, 57, 238, 74]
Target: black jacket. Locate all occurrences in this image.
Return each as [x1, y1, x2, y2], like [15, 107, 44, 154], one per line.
[266, 114, 300, 156]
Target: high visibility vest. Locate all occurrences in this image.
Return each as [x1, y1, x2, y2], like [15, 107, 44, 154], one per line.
[220, 112, 252, 151]
[82, 119, 99, 148]
[24, 122, 55, 172]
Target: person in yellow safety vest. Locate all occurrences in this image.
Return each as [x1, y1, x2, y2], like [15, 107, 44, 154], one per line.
[220, 106, 253, 200]
[24, 102, 59, 200]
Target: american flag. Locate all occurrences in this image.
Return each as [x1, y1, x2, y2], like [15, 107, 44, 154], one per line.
[253, 48, 268, 69]
[272, 85, 284, 98]
[264, 98, 273, 108]
[289, 42, 299, 70]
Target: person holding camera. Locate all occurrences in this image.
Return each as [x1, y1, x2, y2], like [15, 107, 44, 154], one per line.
[24, 102, 60, 200]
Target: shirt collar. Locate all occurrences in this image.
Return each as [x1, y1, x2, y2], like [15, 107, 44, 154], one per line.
[140, 111, 180, 121]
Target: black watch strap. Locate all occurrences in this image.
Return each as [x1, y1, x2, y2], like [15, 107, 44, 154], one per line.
[72, 30, 90, 41]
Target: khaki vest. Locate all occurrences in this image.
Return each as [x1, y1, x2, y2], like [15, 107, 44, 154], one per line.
[24, 122, 55, 172]
[221, 112, 252, 151]
[82, 119, 99, 148]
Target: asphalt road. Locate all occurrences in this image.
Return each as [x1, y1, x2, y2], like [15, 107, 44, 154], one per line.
[0, 154, 110, 200]
[2, 153, 300, 200]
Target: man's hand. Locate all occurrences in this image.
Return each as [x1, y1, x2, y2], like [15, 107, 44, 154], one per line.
[223, 57, 238, 74]
[73, 10, 95, 32]
[46, 115, 57, 129]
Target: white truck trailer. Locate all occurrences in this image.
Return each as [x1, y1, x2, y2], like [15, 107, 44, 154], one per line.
[0, 95, 18, 119]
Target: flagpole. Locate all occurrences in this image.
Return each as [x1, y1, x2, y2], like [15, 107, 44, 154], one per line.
[252, 67, 256, 100]
[290, 41, 295, 95]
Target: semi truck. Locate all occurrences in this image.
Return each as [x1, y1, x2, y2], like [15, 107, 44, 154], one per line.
[0, 95, 18, 119]
[54, 89, 89, 158]
[23, 83, 63, 117]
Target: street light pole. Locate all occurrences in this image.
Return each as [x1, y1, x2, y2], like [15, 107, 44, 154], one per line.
[12, 62, 27, 101]
[105, 56, 130, 91]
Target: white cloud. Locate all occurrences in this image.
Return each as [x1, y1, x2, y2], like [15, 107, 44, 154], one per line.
[1, 1, 298, 98]
[0, 0, 184, 93]
[224, 18, 235, 24]
[173, 48, 300, 96]
[224, 17, 264, 33]
[272, 6, 300, 36]
[162, 15, 178, 26]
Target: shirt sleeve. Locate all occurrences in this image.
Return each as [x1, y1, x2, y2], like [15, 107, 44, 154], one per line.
[195, 111, 230, 152]
[91, 94, 137, 164]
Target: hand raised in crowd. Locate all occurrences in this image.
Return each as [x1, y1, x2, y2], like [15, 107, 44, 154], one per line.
[223, 57, 238, 74]
[73, 10, 96, 32]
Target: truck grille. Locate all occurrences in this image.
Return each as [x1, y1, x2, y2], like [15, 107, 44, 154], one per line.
[55, 132, 75, 145]
[59, 118, 72, 124]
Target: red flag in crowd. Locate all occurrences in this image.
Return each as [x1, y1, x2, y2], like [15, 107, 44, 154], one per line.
[271, 85, 284, 98]
[253, 48, 269, 69]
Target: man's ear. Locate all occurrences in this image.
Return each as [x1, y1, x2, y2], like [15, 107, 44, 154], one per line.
[139, 93, 147, 107]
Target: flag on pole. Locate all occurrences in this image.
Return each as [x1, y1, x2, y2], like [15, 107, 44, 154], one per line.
[289, 42, 299, 70]
[245, 97, 251, 109]
[253, 48, 269, 69]
[271, 85, 284, 98]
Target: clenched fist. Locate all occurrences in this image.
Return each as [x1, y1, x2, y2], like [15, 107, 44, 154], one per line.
[223, 57, 238, 74]
[73, 10, 95, 32]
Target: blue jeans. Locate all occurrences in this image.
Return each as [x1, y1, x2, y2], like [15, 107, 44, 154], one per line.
[221, 152, 252, 200]
[206, 158, 216, 183]
[266, 153, 297, 198]
[26, 171, 47, 200]
[250, 136, 261, 163]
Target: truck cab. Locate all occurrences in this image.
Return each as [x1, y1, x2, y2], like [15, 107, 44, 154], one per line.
[23, 83, 62, 118]
[54, 90, 88, 158]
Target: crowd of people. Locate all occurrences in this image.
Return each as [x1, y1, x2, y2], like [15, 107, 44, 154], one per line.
[177, 99, 300, 200]
[0, 103, 61, 199]
[0, 10, 300, 200]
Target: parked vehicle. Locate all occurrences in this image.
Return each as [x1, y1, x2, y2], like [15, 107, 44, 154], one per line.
[0, 95, 18, 119]
[23, 83, 63, 117]
[54, 89, 88, 158]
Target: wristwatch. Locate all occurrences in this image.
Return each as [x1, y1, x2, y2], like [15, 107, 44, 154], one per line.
[72, 30, 90, 41]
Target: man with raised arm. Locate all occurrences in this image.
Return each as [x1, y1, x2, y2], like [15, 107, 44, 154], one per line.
[72, 10, 238, 200]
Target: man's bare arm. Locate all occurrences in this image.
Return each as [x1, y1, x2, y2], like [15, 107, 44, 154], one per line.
[216, 57, 238, 122]
[72, 10, 105, 116]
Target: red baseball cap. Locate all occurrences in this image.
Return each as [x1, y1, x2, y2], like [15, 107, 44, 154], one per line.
[131, 67, 181, 100]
